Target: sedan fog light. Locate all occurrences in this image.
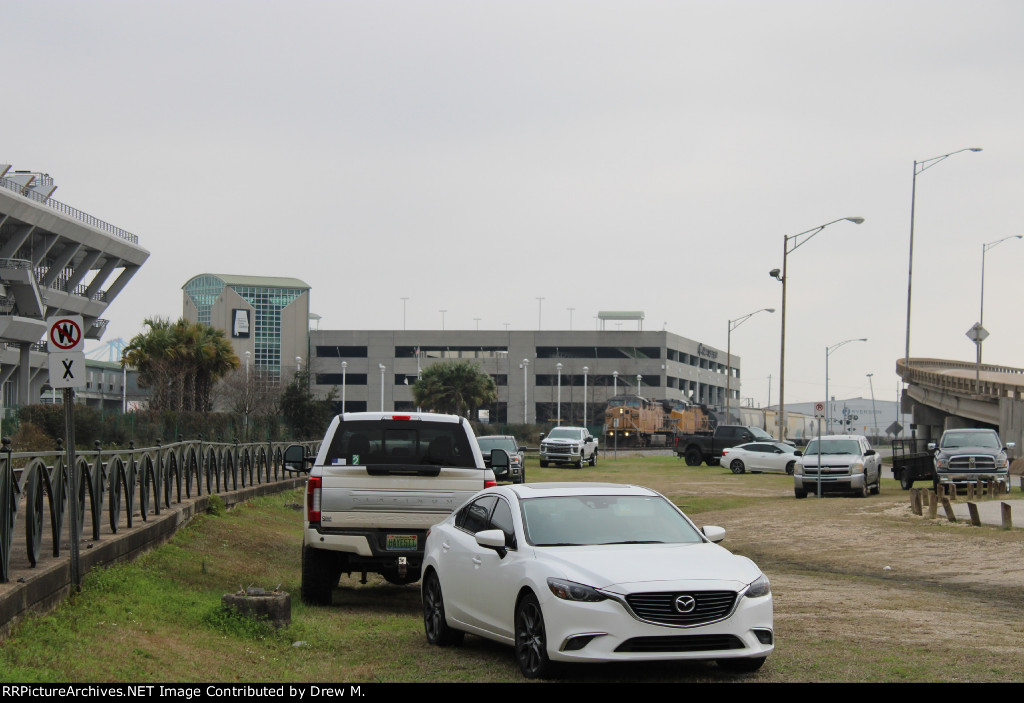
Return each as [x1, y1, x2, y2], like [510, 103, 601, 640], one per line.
[753, 628, 774, 645]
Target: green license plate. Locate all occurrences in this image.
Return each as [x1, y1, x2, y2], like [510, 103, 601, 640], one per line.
[386, 534, 418, 551]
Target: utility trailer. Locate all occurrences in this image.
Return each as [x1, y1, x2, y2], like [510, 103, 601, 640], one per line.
[891, 438, 934, 490]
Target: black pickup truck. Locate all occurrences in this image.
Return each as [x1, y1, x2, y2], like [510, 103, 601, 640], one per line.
[674, 425, 777, 466]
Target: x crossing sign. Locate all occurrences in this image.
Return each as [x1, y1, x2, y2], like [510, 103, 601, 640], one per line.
[47, 315, 86, 388]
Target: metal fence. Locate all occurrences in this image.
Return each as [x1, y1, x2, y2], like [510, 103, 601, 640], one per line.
[0, 437, 318, 584]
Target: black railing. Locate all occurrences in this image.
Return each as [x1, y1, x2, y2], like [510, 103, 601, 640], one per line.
[0, 437, 318, 583]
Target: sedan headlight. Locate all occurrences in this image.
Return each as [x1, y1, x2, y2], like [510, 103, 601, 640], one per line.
[744, 574, 771, 599]
[547, 578, 607, 603]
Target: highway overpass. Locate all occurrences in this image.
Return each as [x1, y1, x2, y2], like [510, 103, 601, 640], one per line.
[897, 357, 1024, 456]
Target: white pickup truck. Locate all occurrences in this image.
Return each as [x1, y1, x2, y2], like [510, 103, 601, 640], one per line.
[539, 426, 599, 468]
[287, 412, 500, 605]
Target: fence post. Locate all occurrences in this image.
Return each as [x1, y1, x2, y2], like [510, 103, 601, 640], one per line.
[941, 497, 957, 522]
[1001, 502, 1013, 530]
[967, 502, 981, 526]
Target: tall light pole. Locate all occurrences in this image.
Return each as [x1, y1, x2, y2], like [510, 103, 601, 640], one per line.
[379, 363, 386, 411]
[341, 360, 347, 413]
[866, 373, 877, 440]
[439, 309, 447, 330]
[726, 307, 775, 419]
[771, 217, 865, 440]
[637, 374, 642, 398]
[296, 356, 302, 373]
[825, 338, 866, 435]
[401, 297, 409, 330]
[582, 366, 589, 427]
[567, 307, 575, 331]
[904, 148, 982, 372]
[521, 358, 530, 424]
[537, 297, 545, 330]
[976, 234, 1021, 381]
[556, 362, 563, 426]
[613, 370, 618, 397]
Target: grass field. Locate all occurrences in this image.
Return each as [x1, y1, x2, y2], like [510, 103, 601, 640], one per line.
[2, 455, 1022, 683]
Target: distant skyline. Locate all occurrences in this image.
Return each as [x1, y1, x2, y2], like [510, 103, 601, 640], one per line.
[5, 0, 1022, 409]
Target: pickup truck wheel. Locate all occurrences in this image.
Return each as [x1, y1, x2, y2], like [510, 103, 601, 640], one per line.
[794, 488, 807, 499]
[730, 459, 745, 474]
[300, 544, 343, 606]
[589, 451, 597, 467]
[575, 453, 584, 469]
[858, 481, 870, 498]
[870, 477, 881, 495]
[540, 461, 548, 468]
[684, 448, 703, 467]
[423, 571, 464, 646]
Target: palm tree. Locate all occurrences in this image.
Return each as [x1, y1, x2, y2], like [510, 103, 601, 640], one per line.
[412, 360, 498, 418]
[123, 317, 239, 412]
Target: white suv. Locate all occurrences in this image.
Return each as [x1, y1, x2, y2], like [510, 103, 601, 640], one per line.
[539, 426, 598, 468]
[794, 434, 881, 498]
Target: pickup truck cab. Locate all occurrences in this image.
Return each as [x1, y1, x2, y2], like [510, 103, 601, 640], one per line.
[928, 428, 1014, 489]
[794, 434, 881, 498]
[290, 412, 498, 604]
[539, 426, 598, 468]
[674, 425, 776, 466]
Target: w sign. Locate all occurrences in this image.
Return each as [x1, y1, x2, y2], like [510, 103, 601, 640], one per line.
[47, 316, 85, 353]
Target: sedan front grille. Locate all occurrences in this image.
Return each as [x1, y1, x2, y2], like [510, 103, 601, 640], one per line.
[615, 634, 745, 653]
[624, 590, 738, 627]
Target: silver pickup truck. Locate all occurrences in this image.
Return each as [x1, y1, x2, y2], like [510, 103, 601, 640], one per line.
[288, 412, 499, 605]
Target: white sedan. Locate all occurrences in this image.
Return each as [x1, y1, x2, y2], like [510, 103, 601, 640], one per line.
[421, 483, 774, 678]
[720, 442, 802, 475]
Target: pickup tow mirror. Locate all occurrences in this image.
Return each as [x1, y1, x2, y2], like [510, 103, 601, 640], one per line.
[927, 442, 937, 451]
[490, 448, 510, 471]
[283, 444, 313, 473]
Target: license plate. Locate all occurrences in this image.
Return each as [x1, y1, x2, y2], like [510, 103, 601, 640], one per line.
[386, 534, 418, 551]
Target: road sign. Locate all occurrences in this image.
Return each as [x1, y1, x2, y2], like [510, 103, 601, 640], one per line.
[49, 352, 86, 388]
[966, 323, 989, 343]
[814, 402, 825, 418]
[47, 316, 84, 353]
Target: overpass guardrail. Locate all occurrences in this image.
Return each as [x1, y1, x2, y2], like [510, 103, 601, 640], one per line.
[897, 358, 1024, 401]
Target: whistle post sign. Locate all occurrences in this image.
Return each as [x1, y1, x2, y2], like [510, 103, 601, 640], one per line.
[47, 315, 86, 388]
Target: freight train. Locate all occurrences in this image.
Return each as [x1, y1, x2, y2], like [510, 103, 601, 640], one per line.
[603, 394, 816, 446]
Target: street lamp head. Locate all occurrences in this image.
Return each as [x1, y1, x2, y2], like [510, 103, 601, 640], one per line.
[766, 308, 776, 313]
[845, 217, 865, 225]
[342, 361, 347, 368]
[970, 148, 983, 152]
[769, 268, 782, 281]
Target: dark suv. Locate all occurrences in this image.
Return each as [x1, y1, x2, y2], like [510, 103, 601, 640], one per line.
[476, 435, 525, 483]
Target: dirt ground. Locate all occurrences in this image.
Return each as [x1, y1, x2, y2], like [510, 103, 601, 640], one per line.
[624, 472, 1024, 682]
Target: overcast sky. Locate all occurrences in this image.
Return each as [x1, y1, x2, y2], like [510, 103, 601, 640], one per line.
[5, 0, 1023, 409]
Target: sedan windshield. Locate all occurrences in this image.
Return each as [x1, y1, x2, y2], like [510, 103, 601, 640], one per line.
[803, 439, 862, 455]
[522, 495, 703, 546]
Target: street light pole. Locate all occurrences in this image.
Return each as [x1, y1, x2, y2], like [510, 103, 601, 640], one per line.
[536, 297, 544, 330]
[583, 366, 589, 427]
[522, 359, 530, 424]
[379, 363, 386, 411]
[771, 217, 865, 441]
[866, 373, 877, 441]
[904, 148, 982, 372]
[726, 307, 775, 420]
[341, 360, 347, 413]
[556, 362, 563, 426]
[825, 338, 867, 437]
[976, 234, 1022, 381]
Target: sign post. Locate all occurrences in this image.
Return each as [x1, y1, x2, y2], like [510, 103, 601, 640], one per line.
[46, 316, 85, 588]
[814, 402, 825, 498]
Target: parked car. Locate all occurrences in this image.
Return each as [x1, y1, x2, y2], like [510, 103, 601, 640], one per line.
[477, 435, 526, 483]
[539, 426, 598, 468]
[794, 434, 881, 498]
[421, 483, 774, 678]
[721, 442, 802, 475]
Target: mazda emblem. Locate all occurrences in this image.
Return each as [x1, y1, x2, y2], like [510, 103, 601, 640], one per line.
[674, 595, 696, 613]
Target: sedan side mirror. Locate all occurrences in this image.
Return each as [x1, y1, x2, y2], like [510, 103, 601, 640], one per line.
[702, 525, 726, 543]
[476, 529, 508, 558]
